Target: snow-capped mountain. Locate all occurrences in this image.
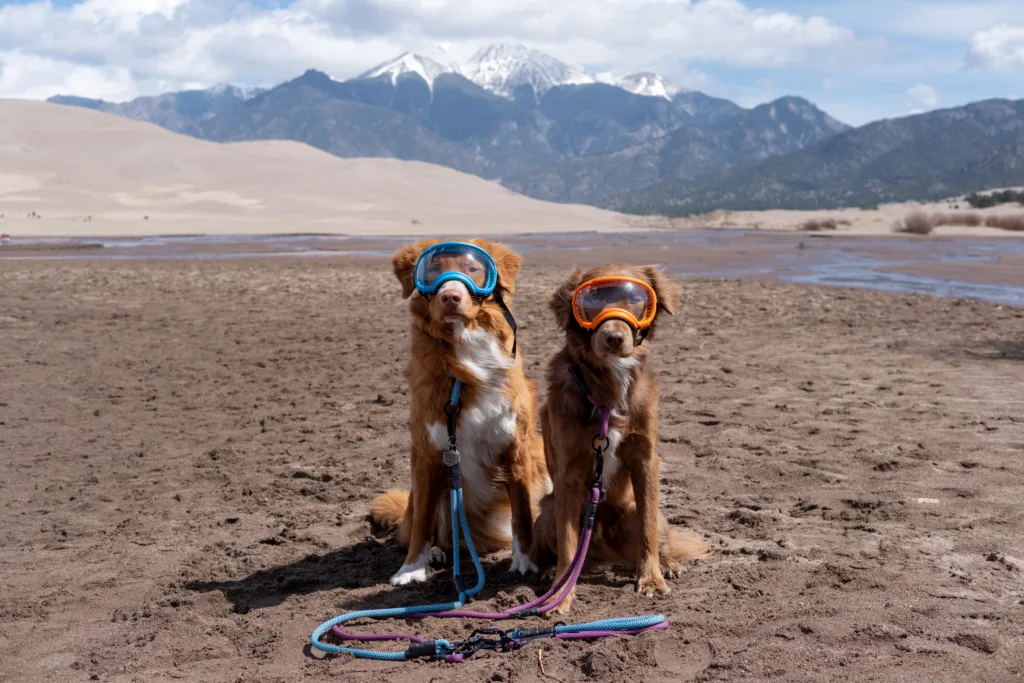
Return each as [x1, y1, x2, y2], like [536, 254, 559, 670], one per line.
[354, 43, 685, 102]
[358, 49, 460, 90]
[599, 72, 683, 100]
[463, 43, 594, 98]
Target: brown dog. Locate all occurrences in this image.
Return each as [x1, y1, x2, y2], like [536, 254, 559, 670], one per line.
[370, 238, 550, 585]
[529, 263, 708, 614]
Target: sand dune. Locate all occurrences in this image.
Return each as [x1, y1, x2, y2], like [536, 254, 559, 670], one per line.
[0, 99, 629, 237]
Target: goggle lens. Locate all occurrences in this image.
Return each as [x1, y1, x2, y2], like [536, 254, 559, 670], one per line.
[572, 277, 657, 329]
[413, 242, 498, 296]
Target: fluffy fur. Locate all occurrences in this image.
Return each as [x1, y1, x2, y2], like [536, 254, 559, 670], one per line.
[370, 238, 550, 586]
[529, 263, 709, 615]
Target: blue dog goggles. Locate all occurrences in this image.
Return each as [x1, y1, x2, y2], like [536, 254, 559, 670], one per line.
[412, 241, 517, 358]
[413, 241, 499, 297]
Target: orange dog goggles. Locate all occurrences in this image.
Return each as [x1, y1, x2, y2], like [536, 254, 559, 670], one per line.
[571, 277, 657, 331]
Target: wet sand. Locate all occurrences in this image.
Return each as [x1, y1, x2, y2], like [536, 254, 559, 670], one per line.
[4, 230, 1023, 306]
[1, 252, 1023, 683]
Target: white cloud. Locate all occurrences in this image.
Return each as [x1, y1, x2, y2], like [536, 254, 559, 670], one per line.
[0, 0, 860, 101]
[967, 24, 1024, 71]
[0, 51, 146, 101]
[906, 82, 939, 113]
[849, 1, 1024, 41]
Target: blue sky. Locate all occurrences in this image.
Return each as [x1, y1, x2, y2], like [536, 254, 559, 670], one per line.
[0, 0, 1021, 125]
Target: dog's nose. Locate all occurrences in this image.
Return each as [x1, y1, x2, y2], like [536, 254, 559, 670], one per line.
[605, 331, 625, 349]
[440, 290, 462, 308]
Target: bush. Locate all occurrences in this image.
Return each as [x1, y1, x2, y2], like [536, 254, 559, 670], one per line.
[893, 210, 934, 235]
[799, 218, 837, 231]
[984, 214, 1024, 231]
[931, 212, 983, 227]
[798, 217, 853, 231]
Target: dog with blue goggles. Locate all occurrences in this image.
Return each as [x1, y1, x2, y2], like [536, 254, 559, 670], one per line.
[409, 240, 518, 358]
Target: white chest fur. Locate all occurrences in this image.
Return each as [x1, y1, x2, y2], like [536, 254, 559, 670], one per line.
[599, 356, 638, 486]
[602, 426, 623, 484]
[427, 322, 517, 519]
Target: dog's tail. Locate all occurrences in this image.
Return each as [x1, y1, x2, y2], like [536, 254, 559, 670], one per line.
[369, 489, 410, 545]
[663, 525, 710, 562]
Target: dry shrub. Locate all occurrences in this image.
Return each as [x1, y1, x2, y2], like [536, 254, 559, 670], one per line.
[893, 210, 934, 235]
[985, 215, 1024, 231]
[931, 212, 983, 227]
[799, 218, 838, 231]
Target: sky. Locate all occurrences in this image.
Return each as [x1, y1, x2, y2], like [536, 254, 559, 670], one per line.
[0, 0, 1022, 126]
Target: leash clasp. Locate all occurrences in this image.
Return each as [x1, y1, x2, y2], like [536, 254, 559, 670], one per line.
[454, 628, 520, 657]
[442, 448, 460, 468]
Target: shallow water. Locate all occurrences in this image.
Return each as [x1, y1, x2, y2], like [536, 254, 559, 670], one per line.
[3, 230, 1023, 307]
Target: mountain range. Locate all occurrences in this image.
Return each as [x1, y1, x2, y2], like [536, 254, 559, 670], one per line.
[45, 43, 1023, 214]
[606, 98, 1024, 215]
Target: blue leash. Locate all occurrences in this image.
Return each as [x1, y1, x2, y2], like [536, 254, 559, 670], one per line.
[310, 381, 485, 661]
[309, 379, 668, 661]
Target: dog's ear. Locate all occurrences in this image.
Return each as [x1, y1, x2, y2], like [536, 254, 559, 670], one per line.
[392, 243, 424, 299]
[548, 265, 585, 329]
[484, 240, 521, 294]
[641, 265, 681, 317]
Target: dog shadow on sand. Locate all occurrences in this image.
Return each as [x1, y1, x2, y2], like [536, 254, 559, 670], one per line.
[185, 528, 635, 616]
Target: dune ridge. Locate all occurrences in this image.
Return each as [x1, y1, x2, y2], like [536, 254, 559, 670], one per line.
[0, 99, 629, 237]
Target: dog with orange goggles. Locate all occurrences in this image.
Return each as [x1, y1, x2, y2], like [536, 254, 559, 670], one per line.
[571, 276, 658, 346]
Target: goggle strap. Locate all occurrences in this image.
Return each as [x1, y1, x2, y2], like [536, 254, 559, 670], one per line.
[493, 290, 517, 360]
[635, 325, 650, 347]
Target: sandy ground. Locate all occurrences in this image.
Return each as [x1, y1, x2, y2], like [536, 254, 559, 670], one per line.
[2, 250, 1023, 683]
[636, 191, 1024, 238]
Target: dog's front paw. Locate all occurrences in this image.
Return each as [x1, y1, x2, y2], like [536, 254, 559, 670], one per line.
[389, 565, 428, 586]
[510, 540, 539, 575]
[389, 546, 441, 586]
[636, 573, 671, 597]
[544, 596, 573, 617]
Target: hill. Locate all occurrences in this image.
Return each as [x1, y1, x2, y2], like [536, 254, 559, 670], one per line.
[0, 100, 627, 236]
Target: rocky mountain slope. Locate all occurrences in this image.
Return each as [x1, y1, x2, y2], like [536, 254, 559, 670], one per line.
[605, 98, 1024, 214]
[503, 96, 848, 203]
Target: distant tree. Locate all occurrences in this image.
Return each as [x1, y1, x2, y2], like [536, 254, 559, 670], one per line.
[965, 190, 1024, 209]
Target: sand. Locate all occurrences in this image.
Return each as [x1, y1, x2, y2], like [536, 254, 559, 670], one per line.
[634, 195, 1024, 238]
[0, 99, 630, 237]
[2, 251, 1023, 683]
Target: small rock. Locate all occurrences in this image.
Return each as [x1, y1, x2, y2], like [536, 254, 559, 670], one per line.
[953, 633, 1000, 654]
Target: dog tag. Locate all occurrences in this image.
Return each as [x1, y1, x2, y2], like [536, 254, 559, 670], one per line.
[443, 449, 461, 467]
